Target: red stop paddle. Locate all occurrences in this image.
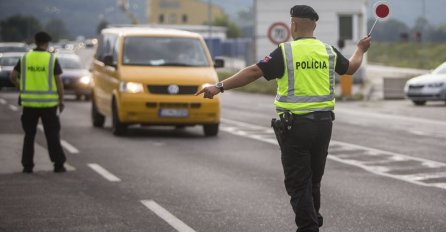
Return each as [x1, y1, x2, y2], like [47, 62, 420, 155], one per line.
[369, 1, 391, 36]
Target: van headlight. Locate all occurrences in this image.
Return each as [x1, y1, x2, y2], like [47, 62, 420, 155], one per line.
[119, 81, 144, 93]
[79, 76, 92, 85]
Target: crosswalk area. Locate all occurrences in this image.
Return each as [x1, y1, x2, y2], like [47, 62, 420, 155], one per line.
[221, 118, 446, 191]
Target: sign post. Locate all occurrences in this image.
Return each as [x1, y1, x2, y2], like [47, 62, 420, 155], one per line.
[369, 1, 391, 36]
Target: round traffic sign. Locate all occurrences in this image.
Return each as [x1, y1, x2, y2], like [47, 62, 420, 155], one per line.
[373, 1, 390, 21]
[267, 22, 290, 45]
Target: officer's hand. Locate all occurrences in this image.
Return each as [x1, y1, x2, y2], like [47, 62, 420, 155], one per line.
[357, 36, 371, 53]
[195, 86, 220, 99]
[59, 103, 65, 114]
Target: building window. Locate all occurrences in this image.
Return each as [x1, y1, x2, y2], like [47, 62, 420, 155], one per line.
[339, 15, 353, 40]
[159, 14, 164, 23]
[182, 14, 188, 23]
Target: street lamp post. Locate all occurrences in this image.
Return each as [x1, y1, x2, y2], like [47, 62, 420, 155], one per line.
[208, 0, 213, 58]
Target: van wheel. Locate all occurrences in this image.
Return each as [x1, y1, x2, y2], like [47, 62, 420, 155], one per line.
[412, 100, 426, 106]
[92, 98, 105, 128]
[203, 123, 219, 137]
[112, 101, 127, 136]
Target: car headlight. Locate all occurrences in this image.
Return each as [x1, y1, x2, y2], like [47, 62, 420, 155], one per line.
[119, 81, 144, 93]
[79, 76, 91, 85]
[427, 82, 444, 88]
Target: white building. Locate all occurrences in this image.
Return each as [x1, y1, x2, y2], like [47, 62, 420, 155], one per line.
[255, 0, 368, 80]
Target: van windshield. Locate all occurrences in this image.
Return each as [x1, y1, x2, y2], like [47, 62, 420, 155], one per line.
[123, 37, 210, 67]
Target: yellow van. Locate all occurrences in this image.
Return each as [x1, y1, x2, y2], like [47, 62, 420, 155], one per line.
[90, 27, 223, 136]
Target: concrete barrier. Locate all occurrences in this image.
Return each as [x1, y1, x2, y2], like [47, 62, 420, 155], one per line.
[383, 77, 413, 99]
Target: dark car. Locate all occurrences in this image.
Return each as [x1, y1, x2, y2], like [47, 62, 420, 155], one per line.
[56, 52, 92, 100]
[0, 52, 24, 89]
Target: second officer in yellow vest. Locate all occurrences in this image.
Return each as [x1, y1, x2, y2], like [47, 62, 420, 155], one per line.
[10, 31, 67, 173]
[196, 5, 371, 232]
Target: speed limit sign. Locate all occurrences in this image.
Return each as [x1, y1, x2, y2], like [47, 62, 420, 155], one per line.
[268, 22, 290, 45]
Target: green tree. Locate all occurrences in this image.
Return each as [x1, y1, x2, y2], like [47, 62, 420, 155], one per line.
[0, 15, 42, 42]
[367, 18, 409, 42]
[412, 17, 433, 41]
[212, 15, 241, 38]
[44, 18, 70, 42]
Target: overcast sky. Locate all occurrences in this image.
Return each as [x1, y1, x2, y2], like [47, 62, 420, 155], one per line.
[369, 0, 444, 26]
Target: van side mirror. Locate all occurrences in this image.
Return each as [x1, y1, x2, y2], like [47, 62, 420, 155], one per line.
[214, 58, 224, 68]
[103, 55, 115, 67]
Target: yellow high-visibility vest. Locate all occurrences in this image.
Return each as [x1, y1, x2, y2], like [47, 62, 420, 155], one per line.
[20, 51, 59, 107]
[275, 39, 337, 115]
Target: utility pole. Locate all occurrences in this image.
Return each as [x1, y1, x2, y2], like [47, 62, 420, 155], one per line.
[208, 0, 213, 58]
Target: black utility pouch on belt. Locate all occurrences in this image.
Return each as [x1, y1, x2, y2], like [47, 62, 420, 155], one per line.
[271, 118, 285, 149]
[271, 112, 293, 149]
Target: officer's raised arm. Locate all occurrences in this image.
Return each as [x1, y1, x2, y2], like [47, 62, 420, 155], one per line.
[346, 36, 371, 75]
[195, 64, 263, 99]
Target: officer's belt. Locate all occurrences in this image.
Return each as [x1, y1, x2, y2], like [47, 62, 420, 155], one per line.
[290, 111, 333, 121]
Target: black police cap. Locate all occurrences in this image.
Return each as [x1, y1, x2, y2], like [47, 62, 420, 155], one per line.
[34, 31, 52, 43]
[290, 5, 319, 21]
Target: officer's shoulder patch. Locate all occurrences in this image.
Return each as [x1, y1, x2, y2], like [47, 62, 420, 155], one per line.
[260, 55, 272, 63]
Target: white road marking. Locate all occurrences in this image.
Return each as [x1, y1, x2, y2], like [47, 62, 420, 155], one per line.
[0, 98, 6, 104]
[64, 163, 76, 171]
[221, 118, 446, 191]
[408, 130, 429, 136]
[8, 104, 18, 111]
[61, 140, 80, 154]
[339, 107, 446, 127]
[88, 163, 121, 182]
[87, 163, 121, 182]
[141, 200, 196, 232]
[36, 125, 79, 154]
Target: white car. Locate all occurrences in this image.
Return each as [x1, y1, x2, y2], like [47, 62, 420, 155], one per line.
[404, 62, 446, 105]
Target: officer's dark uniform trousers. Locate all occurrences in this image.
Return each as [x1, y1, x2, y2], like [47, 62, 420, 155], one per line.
[281, 112, 332, 232]
[21, 106, 66, 169]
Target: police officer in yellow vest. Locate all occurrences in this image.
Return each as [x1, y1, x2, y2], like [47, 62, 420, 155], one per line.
[196, 5, 371, 232]
[10, 31, 67, 173]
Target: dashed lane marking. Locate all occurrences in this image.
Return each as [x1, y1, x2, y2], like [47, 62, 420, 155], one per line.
[88, 163, 121, 182]
[141, 200, 196, 232]
[8, 104, 18, 111]
[0, 98, 6, 104]
[61, 140, 80, 154]
[220, 118, 446, 190]
[37, 124, 79, 154]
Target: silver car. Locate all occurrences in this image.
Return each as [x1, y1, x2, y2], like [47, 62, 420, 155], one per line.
[0, 52, 24, 89]
[404, 62, 446, 106]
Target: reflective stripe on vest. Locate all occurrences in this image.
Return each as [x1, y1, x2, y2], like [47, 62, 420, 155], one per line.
[20, 52, 58, 107]
[274, 39, 336, 115]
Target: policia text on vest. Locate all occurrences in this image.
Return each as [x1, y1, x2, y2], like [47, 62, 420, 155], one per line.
[295, 60, 327, 70]
[27, 66, 47, 72]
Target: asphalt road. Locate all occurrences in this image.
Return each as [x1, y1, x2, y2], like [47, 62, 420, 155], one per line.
[1, 87, 445, 232]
